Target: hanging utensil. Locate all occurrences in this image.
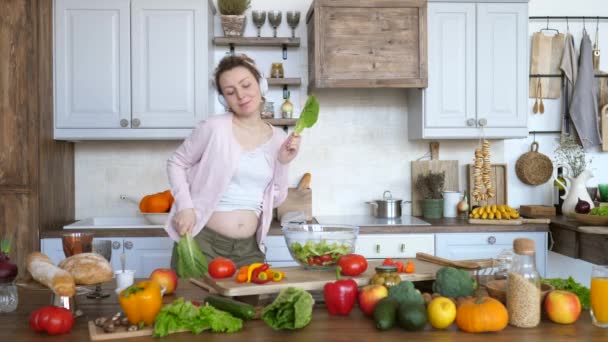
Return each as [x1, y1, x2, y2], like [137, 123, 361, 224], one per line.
[533, 78, 540, 114]
[593, 17, 601, 71]
[539, 80, 545, 114]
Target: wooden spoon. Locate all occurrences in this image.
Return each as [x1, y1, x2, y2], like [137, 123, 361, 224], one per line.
[539, 80, 545, 114]
[415, 252, 494, 270]
[533, 78, 540, 114]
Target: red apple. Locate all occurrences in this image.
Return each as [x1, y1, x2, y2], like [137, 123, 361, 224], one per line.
[149, 268, 178, 295]
[358, 284, 388, 316]
[544, 290, 581, 324]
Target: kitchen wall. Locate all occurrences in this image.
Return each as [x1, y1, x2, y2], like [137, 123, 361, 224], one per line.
[75, 0, 606, 219]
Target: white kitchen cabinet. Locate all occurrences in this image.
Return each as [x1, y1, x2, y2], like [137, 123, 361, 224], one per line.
[54, 0, 213, 140]
[408, 1, 528, 139]
[41, 237, 172, 278]
[355, 234, 435, 260]
[435, 232, 547, 277]
[264, 234, 435, 267]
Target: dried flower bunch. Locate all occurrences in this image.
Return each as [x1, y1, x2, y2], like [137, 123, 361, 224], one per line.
[218, 0, 251, 15]
[416, 172, 446, 200]
[554, 136, 591, 178]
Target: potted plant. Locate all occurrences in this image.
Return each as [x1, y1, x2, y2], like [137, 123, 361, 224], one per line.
[218, 0, 251, 37]
[416, 171, 446, 219]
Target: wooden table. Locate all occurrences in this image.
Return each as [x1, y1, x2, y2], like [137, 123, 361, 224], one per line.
[9, 281, 607, 341]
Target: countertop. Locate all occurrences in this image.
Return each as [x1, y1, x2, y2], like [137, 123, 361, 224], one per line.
[40, 217, 549, 238]
[9, 280, 607, 341]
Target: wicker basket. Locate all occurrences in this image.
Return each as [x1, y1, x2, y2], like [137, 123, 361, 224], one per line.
[515, 142, 554, 186]
[221, 15, 246, 37]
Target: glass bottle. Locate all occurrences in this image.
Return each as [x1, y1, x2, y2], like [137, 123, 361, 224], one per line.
[506, 238, 540, 328]
[0, 282, 18, 313]
[370, 265, 401, 288]
[281, 92, 294, 119]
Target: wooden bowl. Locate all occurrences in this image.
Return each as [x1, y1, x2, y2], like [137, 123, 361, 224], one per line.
[573, 213, 608, 226]
[485, 279, 554, 304]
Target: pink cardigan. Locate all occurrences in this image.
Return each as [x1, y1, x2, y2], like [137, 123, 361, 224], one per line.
[164, 113, 289, 252]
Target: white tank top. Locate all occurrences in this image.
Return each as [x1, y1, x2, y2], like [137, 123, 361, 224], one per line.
[215, 146, 273, 215]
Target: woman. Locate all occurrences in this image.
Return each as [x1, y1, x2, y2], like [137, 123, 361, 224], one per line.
[165, 54, 301, 268]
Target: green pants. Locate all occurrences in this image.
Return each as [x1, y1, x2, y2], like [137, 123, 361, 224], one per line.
[171, 228, 265, 270]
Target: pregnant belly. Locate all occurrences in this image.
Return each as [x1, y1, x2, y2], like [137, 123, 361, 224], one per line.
[206, 210, 260, 239]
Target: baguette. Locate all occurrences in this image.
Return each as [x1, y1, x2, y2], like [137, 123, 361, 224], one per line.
[26, 252, 75, 297]
[58, 252, 113, 285]
[297, 173, 311, 191]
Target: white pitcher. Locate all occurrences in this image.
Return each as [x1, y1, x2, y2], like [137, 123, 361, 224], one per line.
[554, 168, 595, 216]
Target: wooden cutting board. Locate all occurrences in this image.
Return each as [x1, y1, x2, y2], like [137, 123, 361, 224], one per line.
[197, 259, 442, 297]
[468, 218, 550, 225]
[467, 163, 508, 207]
[411, 160, 459, 216]
[88, 321, 188, 340]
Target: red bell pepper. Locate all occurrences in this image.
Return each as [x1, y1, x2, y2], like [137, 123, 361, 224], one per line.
[323, 266, 358, 315]
[251, 264, 271, 284]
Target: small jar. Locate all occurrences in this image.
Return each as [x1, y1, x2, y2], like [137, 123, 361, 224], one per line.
[261, 101, 275, 119]
[506, 238, 541, 328]
[0, 282, 18, 313]
[270, 63, 284, 78]
[370, 265, 401, 288]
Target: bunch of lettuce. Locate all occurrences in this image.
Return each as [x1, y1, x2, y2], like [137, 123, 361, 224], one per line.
[294, 95, 319, 135]
[590, 206, 608, 216]
[262, 287, 314, 330]
[290, 240, 351, 264]
[176, 234, 207, 278]
[542, 277, 590, 310]
[153, 298, 242, 337]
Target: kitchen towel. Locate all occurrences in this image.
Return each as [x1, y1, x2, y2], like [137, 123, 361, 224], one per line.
[570, 31, 603, 148]
[559, 33, 580, 143]
[529, 32, 565, 99]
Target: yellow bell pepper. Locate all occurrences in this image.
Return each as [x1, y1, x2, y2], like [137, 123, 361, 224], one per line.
[246, 263, 264, 283]
[266, 269, 284, 282]
[119, 280, 163, 326]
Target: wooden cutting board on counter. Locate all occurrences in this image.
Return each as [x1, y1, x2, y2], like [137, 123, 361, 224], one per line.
[195, 259, 442, 297]
[468, 218, 550, 225]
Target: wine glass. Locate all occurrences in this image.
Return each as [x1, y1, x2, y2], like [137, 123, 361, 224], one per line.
[268, 10, 282, 38]
[87, 240, 112, 299]
[286, 11, 300, 38]
[62, 233, 93, 257]
[252, 10, 266, 38]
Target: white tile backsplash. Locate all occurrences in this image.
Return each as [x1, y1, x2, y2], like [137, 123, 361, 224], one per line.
[75, 91, 505, 219]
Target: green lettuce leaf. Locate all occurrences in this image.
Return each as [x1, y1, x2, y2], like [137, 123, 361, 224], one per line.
[176, 234, 208, 278]
[262, 287, 314, 330]
[153, 298, 242, 337]
[294, 95, 319, 134]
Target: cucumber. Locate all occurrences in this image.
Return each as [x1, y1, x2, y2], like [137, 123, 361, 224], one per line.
[205, 295, 256, 320]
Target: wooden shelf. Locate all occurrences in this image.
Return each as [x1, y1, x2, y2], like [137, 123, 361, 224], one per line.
[267, 78, 302, 86]
[213, 37, 300, 47]
[264, 118, 297, 126]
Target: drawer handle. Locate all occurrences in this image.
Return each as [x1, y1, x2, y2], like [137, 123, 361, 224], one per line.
[487, 236, 496, 245]
[124, 241, 133, 250]
[112, 241, 122, 250]
[400, 243, 405, 252]
[376, 244, 380, 253]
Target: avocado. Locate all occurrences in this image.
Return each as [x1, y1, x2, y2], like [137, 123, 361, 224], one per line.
[397, 302, 428, 331]
[373, 297, 398, 331]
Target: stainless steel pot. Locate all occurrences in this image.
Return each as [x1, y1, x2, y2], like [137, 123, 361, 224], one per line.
[367, 191, 403, 218]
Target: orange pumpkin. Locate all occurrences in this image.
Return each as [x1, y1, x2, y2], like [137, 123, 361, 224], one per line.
[139, 190, 172, 213]
[455, 296, 508, 333]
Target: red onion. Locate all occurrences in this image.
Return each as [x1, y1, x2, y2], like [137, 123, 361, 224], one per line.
[0, 239, 18, 283]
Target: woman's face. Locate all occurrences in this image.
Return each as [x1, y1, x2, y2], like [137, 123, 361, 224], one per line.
[219, 66, 263, 117]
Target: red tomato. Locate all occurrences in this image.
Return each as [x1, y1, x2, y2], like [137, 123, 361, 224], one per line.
[338, 254, 368, 276]
[320, 254, 333, 263]
[208, 257, 236, 278]
[394, 261, 404, 273]
[29, 306, 74, 335]
[382, 258, 394, 266]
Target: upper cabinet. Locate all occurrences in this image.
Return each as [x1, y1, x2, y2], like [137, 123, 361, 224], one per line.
[54, 0, 213, 140]
[408, 1, 528, 139]
[307, 0, 428, 89]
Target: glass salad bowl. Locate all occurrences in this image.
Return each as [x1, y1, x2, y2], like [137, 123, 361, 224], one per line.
[282, 224, 359, 270]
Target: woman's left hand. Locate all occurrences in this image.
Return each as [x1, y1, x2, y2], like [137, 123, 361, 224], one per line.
[278, 133, 301, 164]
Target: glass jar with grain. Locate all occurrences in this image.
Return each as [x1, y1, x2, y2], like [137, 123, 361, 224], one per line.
[506, 238, 541, 328]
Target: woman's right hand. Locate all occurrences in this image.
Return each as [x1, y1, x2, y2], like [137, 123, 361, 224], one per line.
[173, 208, 197, 236]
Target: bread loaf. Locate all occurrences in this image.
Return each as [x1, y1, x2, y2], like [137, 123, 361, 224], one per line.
[26, 252, 76, 297]
[58, 252, 113, 285]
[297, 173, 311, 191]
